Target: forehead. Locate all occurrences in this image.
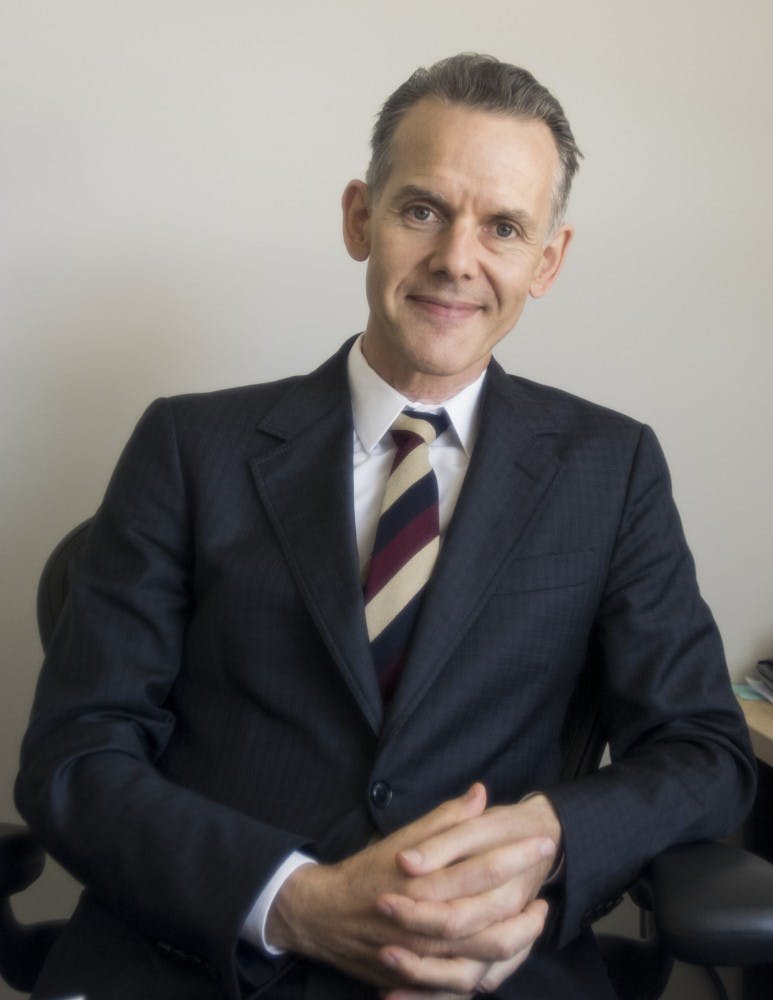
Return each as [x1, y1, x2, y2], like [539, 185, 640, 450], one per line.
[384, 99, 558, 217]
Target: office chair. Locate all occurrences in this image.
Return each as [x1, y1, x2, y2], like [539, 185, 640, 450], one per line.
[1, 520, 91, 993]
[2, 520, 772, 998]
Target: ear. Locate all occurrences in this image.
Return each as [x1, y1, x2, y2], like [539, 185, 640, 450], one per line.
[529, 225, 574, 298]
[342, 180, 372, 262]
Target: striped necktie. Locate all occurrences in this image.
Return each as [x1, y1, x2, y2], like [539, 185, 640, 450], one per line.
[364, 408, 449, 699]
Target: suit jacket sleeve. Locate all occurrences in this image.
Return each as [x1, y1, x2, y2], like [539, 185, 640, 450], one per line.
[15, 398, 309, 990]
[545, 423, 756, 945]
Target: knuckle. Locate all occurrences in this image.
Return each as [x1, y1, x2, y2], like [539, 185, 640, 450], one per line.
[514, 892, 532, 919]
[440, 906, 465, 940]
[494, 922, 532, 960]
[460, 967, 483, 993]
[477, 969, 500, 993]
[484, 857, 506, 889]
[422, 933, 460, 959]
[423, 935, 450, 958]
[406, 932, 432, 956]
[491, 937, 515, 962]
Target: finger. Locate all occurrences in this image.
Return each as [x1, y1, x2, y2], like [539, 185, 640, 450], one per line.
[386, 836, 556, 918]
[384, 897, 549, 965]
[474, 942, 535, 992]
[381, 900, 547, 992]
[444, 897, 549, 964]
[383, 784, 488, 864]
[380, 948, 489, 994]
[398, 801, 554, 876]
[392, 783, 487, 850]
[474, 914, 548, 994]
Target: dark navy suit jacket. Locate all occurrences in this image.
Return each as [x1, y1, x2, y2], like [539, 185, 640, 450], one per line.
[16, 340, 756, 999]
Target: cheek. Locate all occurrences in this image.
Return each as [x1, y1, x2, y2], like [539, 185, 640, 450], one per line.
[364, 256, 388, 312]
[365, 244, 413, 310]
[494, 269, 533, 310]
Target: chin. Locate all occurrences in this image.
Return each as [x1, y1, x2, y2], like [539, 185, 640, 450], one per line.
[415, 340, 482, 373]
[407, 352, 466, 379]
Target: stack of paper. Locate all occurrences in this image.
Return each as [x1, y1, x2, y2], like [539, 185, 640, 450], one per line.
[746, 659, 773, 703]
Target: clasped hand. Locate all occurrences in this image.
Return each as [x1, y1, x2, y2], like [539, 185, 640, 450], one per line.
[267, 783, 561, 997]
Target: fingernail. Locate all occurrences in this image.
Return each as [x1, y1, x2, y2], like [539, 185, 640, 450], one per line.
[377, 898, 393, 917]
[465, 783, 479, 800]
[400, 848, 423, 867]
[540, 839, 557, 857]
[382, 950, 399, 968]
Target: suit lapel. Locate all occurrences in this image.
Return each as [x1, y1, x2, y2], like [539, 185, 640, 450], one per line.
[383, 360, 564, 741]
[248, 342, 383, 733]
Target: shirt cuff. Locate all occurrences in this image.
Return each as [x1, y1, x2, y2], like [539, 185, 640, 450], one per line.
[240, 850, 317, 955]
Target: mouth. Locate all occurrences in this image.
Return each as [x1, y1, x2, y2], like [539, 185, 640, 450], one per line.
[406, 294, 484, 321]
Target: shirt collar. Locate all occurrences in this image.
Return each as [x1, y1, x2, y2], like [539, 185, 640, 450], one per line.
[347, 334, 485, 456]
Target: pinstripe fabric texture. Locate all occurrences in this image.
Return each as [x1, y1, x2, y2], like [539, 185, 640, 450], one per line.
[364, 408, 449, 699]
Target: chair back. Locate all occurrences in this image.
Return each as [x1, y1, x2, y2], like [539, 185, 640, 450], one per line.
[36, 519, 92, 652]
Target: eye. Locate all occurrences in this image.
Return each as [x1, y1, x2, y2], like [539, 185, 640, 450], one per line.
[405, 204, 436, 223]
[493, 221, 517, 239]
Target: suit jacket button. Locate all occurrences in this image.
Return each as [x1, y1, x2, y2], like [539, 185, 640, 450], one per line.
[370, 781, 392, 808]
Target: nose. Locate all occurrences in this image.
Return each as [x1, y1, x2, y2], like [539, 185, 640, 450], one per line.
[428, 223, 479, 281]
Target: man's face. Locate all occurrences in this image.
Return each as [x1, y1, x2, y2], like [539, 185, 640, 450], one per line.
[343, 99, 572, 401]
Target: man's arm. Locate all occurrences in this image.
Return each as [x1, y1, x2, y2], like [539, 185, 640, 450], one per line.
[541, 424, 756, 945]
[15, 400, 312, 988]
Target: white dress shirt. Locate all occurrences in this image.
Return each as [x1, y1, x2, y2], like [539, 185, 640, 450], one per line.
[241, 336, 486, 953]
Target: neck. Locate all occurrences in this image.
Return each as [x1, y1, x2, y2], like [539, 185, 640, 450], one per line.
[360, 337, 490, 404]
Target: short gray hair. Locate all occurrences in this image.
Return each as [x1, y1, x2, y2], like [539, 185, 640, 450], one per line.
[366, 53, 582, 234]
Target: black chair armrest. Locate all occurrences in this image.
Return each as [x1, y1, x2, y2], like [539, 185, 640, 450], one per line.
[0, 823, 64, 992]
[647, 842, 773, 966]
[0, 823, 46, 898]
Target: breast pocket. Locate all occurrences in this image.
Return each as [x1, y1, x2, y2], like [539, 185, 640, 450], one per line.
[490, 549, 596, 595]
[479, 549, 599, 671]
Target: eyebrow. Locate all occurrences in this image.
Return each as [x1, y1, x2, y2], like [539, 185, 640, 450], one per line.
[391, 184, 537, 231]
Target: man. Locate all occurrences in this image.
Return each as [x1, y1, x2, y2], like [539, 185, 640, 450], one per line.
[16, 55, 755, 999]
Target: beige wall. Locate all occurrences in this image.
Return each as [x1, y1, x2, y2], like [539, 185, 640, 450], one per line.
[2, 0, 772, 976]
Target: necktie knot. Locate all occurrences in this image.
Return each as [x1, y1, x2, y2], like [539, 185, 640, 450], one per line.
[391, 408, 449, 447]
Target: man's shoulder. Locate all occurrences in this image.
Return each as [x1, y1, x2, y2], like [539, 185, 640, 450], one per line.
[165, 375, 304, 421]
[490, 370, 667, 494]
[495, 367, 645, 439]
[123, 377, 309, 465]
[157, 340, 352, 432]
